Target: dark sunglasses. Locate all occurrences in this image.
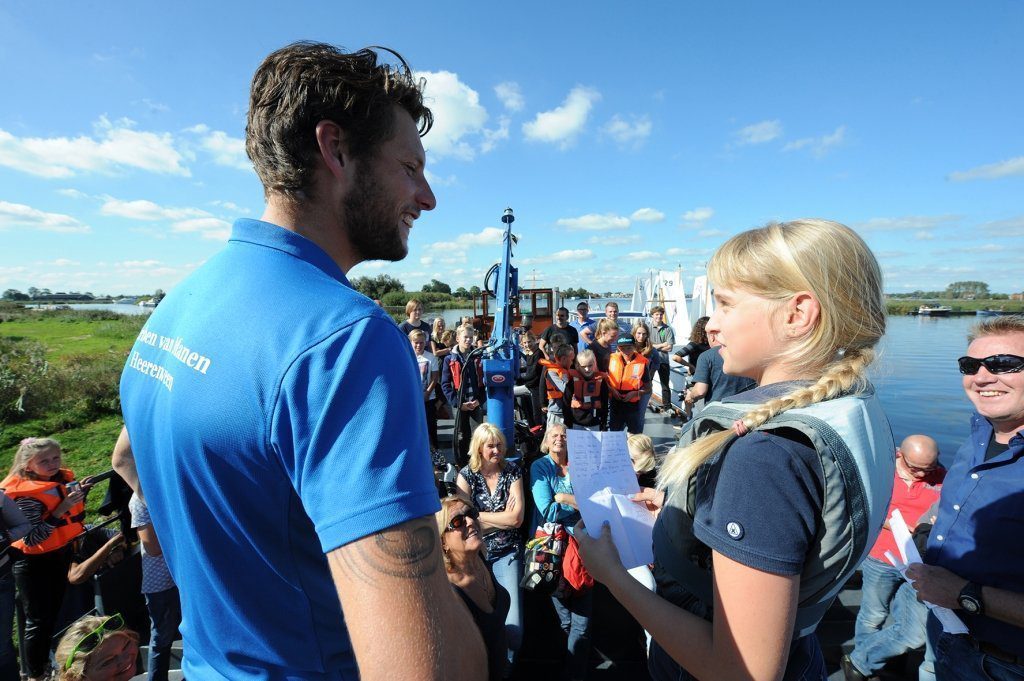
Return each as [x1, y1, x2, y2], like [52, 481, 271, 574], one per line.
[63, 613, 124, 670]
[444, 507, 480, 533]
[957, 354, 1024, 376]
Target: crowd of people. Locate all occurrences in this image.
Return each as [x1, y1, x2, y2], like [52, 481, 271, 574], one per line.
[3, 41, 1022, 681]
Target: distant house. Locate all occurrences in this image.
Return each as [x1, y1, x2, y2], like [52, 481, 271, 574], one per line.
[1011, 292, 1024, 301]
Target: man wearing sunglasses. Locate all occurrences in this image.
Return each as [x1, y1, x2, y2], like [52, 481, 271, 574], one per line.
[906, 316, 1024, 680]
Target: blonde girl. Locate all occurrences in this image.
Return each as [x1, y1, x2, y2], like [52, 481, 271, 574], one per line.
[626, 433, 657, 489]
[3, 438, 92, 681]
[55, 614, 139, 681]
[576, 219, 895, 681]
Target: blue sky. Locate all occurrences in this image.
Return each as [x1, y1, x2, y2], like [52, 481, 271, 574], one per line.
[1, 1, 1022, 297]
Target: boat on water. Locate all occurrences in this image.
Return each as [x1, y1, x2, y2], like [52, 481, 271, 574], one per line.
[976, 308, 1009, 316]
[918, 305, 952, 316]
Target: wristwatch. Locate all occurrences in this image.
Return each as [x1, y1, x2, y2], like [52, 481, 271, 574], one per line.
[957, 581, 985, 615]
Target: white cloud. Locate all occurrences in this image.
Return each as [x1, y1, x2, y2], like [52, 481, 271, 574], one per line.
[915, 231, 935, 241]
[854, 215, 960, 231]
[698, 228, 724, 238]
[949, 156, 1024, 182]
[602, 115, 652, 147]
[172, 217, 231, 240]
[0, 117, 189, 178]
[625, 251, 661, 261]
[733, 119, 782, 146]
[666, 247, 711, 257]
[783, 125, 847, 157]
[979, 216, 1024, 237]
[494, 82, 524, 112]
[101, 197, 209, 221]
[480, 116, 510, 154]
[523, 86, 601, 149]
[51, 258, 79, 266]
[0, 201, 91, 233]
[199, 130, 251, 171]
[630, 208, 665, 223]
[520, 249, 594, 265]
[588, 234, 641, 245]
[682, 207, 714, 225]
[556, 213, 630, 231]
[57, 188, 88, 199]
[211, 200, 249, 214]
[418, 71, 489, 160]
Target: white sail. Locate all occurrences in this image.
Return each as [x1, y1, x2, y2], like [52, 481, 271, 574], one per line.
[690, 275, 710, 321]
[630, 276, 644, 313]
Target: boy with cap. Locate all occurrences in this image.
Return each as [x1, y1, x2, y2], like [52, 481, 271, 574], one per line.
[606, 333, 650, 433]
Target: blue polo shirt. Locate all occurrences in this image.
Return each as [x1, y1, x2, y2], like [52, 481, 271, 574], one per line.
[120, 219, 439, 680]
[692, 347, 756, 404]
[570, 317, 596, 353]
[925, 414, 1024, 656]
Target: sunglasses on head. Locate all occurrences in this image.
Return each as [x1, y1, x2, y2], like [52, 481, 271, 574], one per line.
[957, 354, 1024, 376]
[444, 507, 479, 533]
[63, 613, 124, 670]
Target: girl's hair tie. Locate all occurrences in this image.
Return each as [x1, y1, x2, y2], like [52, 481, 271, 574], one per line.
[732, 419, 749, 437]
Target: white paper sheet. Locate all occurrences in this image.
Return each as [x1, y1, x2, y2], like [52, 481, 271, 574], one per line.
[567, 430, 655, 569]
[884, 510, 969, 635]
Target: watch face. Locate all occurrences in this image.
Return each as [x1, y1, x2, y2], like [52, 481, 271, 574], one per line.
[960, 596, 981, 614]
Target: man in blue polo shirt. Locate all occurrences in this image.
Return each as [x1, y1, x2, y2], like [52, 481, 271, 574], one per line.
[116, 42, 484, 681]
[907, 316, 1024, 680]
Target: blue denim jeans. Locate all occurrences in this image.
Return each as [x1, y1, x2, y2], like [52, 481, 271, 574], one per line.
[609, 400, 644, 434]
[851, 579, 930, 676]
[933, 630, 1024, 681]
[854, 558, 904, 648]
[0, 573, 17, 681]
[551, 589, 593, 680]
[487, 552, 523, 672]
[144, 586, 182, 681]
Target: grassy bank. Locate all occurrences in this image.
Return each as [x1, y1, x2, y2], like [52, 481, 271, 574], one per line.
[885, 298, 1024, 315]
[0, 307, 143, 515]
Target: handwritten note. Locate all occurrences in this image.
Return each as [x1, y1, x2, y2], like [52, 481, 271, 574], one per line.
[885, 510, 968, 635]
[567, 430, 655, 569]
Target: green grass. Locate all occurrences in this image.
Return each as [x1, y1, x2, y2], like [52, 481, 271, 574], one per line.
[0, 314, 144, 361]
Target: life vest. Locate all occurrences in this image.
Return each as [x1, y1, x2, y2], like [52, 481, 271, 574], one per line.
[0, 469, 85, 554]
[539, 359, 570, 401]
[607, 352, 648, 401]
[570, 370, 604, 410]
[656, 390, 895, 638]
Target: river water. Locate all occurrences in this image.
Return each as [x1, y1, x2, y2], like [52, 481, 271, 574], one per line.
[75, 302, 980, 464]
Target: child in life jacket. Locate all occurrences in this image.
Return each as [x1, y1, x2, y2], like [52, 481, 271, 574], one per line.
[570, 349, 606, 431]
[606, 333, 650, 434]
[538, 343, 575, 427]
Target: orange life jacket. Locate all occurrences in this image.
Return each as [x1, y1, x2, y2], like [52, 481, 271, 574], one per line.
[539, 359, 571, 401]
[0, 469, 85, 554]
[449, 353, 482, 393]
[607, 351, 648, 402]
[570, 370, 604, 410]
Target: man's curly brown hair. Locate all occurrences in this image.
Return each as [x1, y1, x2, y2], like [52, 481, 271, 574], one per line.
[245, 41, 433, 199]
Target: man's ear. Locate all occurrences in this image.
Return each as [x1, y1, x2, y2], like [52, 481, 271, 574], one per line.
[315, 119, 351, 182]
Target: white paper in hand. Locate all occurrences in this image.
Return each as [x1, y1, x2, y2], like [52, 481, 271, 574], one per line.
[885, 510, 969, 635]
[579, 487, 655, 569]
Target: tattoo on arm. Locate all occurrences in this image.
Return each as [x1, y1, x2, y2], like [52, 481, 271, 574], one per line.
[333, 517, 440, 585]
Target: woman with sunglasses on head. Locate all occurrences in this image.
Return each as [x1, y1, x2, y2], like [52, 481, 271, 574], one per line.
[530, 423, 593, 681]
[436, 493, 510, 681]
[1, 438, 92, 681]
[457, 424, 524, 677]
[576, 220, 896, 681]
[55, 614, 139, 681]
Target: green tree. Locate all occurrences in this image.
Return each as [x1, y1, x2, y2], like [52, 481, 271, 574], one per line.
[945, 281, 990, 300]
[454, 287, 469, 298]
[27, 287, 39, 299]
[350, 274, 405, 300]
[421, 279, 452, 294]
[468, 285, 481, 297]
[2, 289, 29, 301]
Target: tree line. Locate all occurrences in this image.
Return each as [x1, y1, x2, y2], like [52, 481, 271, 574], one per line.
[347, 274, 596, 304]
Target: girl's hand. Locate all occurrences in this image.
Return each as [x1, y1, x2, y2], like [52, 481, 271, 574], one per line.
[573, 520, 624, 584]
[54, 489, 86, 516]
[630, 487, 665, 514]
